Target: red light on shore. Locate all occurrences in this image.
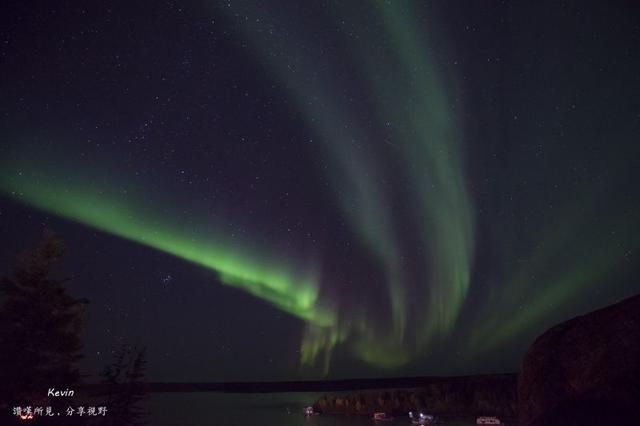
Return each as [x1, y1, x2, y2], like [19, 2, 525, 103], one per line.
[19, 413, 34, 420]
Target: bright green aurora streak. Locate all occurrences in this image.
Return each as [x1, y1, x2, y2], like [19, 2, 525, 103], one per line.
[0, 165, 334, 329]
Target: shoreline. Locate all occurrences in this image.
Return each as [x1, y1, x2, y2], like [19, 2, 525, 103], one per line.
[78, 373, 517, 394]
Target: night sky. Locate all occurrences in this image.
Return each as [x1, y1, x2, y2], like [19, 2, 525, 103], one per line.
[1, 0, 639, 382]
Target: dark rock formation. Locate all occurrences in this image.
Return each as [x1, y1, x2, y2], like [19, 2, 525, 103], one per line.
[518, 294, 640, 426]
[312, 374, 517, 419]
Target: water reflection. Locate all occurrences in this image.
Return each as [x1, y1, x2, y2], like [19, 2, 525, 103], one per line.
[147, 392, 483, 426]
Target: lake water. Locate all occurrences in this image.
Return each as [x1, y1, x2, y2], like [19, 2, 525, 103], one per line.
[147, 393, 478, 426]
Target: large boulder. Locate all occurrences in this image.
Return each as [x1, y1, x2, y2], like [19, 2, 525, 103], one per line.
[518, 294, 640, 425]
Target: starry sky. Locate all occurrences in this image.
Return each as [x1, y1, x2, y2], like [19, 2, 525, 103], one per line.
[0, 0, 639, 382]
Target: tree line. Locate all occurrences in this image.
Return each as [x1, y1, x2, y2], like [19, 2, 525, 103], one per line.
[0, 230, 148, 425]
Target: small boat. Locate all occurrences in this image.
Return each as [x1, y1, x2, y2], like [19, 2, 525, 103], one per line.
[303, 406, 317, 416]
[476, 416, 501, 425]
[409, 411, 435, 424]
[373, 412, 393, 421]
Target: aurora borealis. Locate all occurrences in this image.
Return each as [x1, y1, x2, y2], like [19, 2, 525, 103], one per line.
[1, 0, 639, 381]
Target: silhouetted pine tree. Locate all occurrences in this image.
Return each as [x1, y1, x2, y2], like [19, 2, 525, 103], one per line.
[100, 344, 148, 426]
[0, 230, 88, 407]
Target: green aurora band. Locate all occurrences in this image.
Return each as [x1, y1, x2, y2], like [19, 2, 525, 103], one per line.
[0, 165, 334, 328]
[218, 1, 475, 370]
